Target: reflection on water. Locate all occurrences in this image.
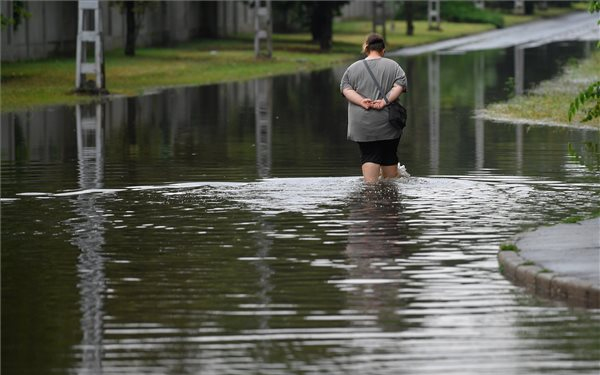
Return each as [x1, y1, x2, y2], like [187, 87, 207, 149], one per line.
[428, 53, 440, 174]
[255, 79, 272, 178]
[73, 104, 106, 374]
[2, 42, 599, 374]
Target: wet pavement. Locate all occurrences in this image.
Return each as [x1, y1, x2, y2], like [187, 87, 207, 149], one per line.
[500, 218, 600, 308]
[517, 218, 600, 286]
[391, 11, 600, 56]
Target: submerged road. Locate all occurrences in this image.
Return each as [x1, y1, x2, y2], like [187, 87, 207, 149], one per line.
[390, 11, 599, 56]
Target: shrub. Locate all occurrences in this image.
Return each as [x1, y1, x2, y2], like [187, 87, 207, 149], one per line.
[441, 1, 504, 29]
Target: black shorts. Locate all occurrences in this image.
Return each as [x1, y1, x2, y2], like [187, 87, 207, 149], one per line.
[357, 138, 400, 166]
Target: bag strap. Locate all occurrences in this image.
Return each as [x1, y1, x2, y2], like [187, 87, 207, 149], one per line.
[362, 59, 389, 105]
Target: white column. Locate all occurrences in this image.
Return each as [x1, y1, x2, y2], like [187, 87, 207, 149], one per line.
[76, 0, 106, 92]
[514, 0, 525, 14]
[514, 46, 524, 97]
[428, 0, 441, 31]
[254, 0, 272, 58]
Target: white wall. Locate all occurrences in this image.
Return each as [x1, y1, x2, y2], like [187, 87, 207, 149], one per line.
[1, 1, 255, 62]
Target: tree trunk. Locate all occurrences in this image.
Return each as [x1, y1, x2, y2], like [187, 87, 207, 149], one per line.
[125, 1, 136, 56]
[405, 1, 414, 36]
[310, 3, 333, 51]
[310, 4, 320, 43]
[318, 5, 333, 51]
[524, 1, 535, 15]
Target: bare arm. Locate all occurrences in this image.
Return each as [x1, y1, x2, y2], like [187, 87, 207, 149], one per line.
[342, 88, 372, 110]
[386, 84, 404, 102]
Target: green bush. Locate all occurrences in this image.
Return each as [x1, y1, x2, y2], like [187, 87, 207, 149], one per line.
[441, 1, 504, 28]
[500, 243, 519, 252]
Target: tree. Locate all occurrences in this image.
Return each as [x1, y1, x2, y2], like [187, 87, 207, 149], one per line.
[273, 2, 304, 33]
[568, 0, 600, 123]
[524, 1, 535, 15]
[1, 0, 31, 30]
[271, 1, 347, 52]
[303, 1, 348, 52]
[110, 1, 154, 56]
[405, 1, 414, 36]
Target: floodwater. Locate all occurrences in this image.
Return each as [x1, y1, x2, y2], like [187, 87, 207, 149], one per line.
[2, 41, 599, 375]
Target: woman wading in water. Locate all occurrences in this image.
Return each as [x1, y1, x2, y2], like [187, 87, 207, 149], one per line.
[340, 33, 408, 183]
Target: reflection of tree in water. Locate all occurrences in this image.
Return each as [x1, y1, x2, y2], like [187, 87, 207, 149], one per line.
[344, 182, 411, 330]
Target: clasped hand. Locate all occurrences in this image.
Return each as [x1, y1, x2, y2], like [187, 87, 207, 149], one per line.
[360, 98, 387, 110]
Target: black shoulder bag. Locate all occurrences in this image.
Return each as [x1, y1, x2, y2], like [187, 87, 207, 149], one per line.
[362, 59, 407, 130]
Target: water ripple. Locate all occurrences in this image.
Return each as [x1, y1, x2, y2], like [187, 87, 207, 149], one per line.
[3, 174, 599, 375]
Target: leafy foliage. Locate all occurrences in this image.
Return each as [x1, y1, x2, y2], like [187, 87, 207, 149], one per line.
[0, 1, 31, 30]
[394, 0, 504, 28]
[568, 81, 600, 122]
[441, 1, 504, 28]
[303, 1, 349, 51]
[568, 141, 600, 171]
[500, 243, 519, 252]
[568, 0, 600, 123]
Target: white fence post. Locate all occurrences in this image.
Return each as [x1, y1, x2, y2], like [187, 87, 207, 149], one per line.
[254, 0, 272, 59]
[428, 0, 441, 31]
[513, 0, 525, 15]
[76, 0, 107, 93]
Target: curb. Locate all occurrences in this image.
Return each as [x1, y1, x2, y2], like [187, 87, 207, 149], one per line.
[498, 250, 600, 308]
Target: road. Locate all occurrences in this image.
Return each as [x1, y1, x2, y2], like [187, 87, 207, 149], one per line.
[390, 11, 599, 56]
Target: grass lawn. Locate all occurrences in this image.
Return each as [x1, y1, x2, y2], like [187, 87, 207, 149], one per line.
[331, 20, 492, 52]
[1, 42, 351, 112]
[0, 7, 581, 112]
[479, 51, 600, 129]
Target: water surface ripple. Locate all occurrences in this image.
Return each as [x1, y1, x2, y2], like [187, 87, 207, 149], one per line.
[4, 174, 599, 374]
[2, 41, 599, 374]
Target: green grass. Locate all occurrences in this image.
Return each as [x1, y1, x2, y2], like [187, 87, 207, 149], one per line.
[500, 243, 519, 252]
[480, 51, 600, 129]
[1, 21, 493, 112]
[562, 210, 600, 223]
[332, 20, 493, 52]
[562, 216, 585, 223]
[502, 5, 579, 26]
[1, 42, 351, 111]
[0, 9, 581, 112]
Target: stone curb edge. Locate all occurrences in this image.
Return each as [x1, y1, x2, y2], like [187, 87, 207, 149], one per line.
[498, 250, 600, 309]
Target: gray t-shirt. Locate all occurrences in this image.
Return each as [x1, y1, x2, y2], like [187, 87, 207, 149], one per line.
[340, 57, 407, 142]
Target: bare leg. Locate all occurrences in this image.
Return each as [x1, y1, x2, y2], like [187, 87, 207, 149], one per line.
[381, 164, 399, 179]
[362, 162, 380, 183]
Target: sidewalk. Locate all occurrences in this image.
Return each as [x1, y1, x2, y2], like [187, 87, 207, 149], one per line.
[498, 218, 600, 308]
